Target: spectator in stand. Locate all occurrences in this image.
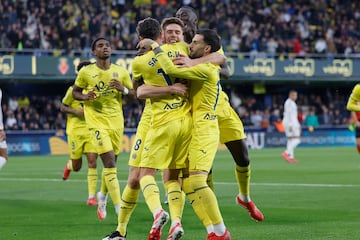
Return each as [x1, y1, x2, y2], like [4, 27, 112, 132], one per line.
[15, 112, 24, 130]
[297, 107, 305, 125]
[314, 36, 327, 56]
[8, 96, 18, 112]
[230, 31, 241, 52]
[241, 111, 253, 126]
[266, 37, 279, 58]
[319, 105, 333, 126]
[230, 89, 242, 110]
[250, 110, 263, 128]
[304, 107, 319, 130]
[269, 108, 281, 127]
[5, 110, 17, 130]
[18, 94, 30, 109]
[333, 109, 348, 125]
[1, 0, 359, 58]
[43, 102, 57, 128]
[54, 112, 66, 130]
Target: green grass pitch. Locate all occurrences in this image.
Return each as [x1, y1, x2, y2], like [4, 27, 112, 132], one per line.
[1, 146, 360, 239]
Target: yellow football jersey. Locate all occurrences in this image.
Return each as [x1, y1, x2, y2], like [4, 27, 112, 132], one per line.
[74, 63, 132, 129]
[347, 84, 360, 112]
[132, 42, 191, 127]
[156, 51, 221, 116]
[62, 86, 87, 134]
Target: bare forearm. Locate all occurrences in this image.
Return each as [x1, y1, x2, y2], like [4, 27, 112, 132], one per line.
[192, 52, 226, 65]
[137, 85, 174, 99]
[219, 63, 230, 79]
[72, 89, 87, 101]
[60, 104, 82, 115]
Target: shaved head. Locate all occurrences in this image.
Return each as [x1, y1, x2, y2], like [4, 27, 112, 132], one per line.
[175, 6, 198, 44]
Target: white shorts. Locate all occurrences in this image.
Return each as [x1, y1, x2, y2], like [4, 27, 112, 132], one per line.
[0, 140, 7, 149]
[284, 125, 301, 137]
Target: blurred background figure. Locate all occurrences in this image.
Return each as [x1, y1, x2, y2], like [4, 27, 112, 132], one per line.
[282, 90, 301, 163]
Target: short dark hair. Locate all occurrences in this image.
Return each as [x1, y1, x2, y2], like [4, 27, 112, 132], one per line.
[77, 60, 92, 72]
[196, 29, 221, 53]
[136, 17, 161, 40]
[91, 37, 107, 51]
[161, 17, 184, 31]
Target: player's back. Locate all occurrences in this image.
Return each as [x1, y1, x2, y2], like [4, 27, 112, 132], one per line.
[132, 42, 191, 127]
[62, 86, 87, 134]
[188, 63, 221, 115]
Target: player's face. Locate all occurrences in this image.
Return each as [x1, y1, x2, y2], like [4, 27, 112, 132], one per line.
[290, 92, 298, 101]
[189, 34, 207, 59]
[163, 23, 184, 44]
[175, 8, 197, 35]
[93, 39, 111, 60]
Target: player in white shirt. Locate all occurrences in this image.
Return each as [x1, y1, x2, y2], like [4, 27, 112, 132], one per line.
[0, 89, 9, 170]
[282, 90, 301, 163]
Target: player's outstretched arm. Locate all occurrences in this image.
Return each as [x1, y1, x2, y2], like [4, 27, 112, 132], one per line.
[60, 103, 84, 116]
[137, 83, 188, 99]
[173, 52, 226, 67]
[173, 54, 229, 79]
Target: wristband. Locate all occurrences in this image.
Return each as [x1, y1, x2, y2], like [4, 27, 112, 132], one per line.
[123, 86, 129, 95]
[151, 42, 160, 50]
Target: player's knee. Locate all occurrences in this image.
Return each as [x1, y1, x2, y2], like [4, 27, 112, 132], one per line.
[128, 177, 140, 189]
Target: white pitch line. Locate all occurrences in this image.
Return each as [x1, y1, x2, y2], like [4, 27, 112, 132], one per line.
[218, 182, 360, 188]
[0, 178, 359, 188]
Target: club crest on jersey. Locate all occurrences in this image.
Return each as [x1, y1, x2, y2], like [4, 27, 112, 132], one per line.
[204, 113, 217, 120]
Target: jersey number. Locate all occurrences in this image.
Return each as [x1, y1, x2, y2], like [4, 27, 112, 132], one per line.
[157, 69, 172, 86]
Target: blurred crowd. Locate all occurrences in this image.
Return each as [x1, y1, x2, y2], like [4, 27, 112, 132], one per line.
[1, 92, 145, 131]
[227, 86, 350, 132]
[1, 0, 360, 58]
[1, 85, 351, 132]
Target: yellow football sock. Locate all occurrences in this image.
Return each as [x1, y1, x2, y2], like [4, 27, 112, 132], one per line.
[182, 177, 212, 228]
[103, 168, 121, 205]
[116, 184, 139, 236]
[140, 175, 162, 214]
[87, 168, 98, 197]
[206, 170, 215, 191]
[235, 165, 251, 198]
[100, 169, 108, 194]
[66, 160, 73, 171]
[190, 174, 223, 225]
[180, 190, 186, 217]
[164, 180, 182, 223]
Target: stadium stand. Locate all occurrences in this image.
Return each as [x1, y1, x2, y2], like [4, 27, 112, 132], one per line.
[0, 0, 356, 130]
[1, 0, 359, 57]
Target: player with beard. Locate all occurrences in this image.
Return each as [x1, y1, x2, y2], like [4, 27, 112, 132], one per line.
[174, 6, 264, 222]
